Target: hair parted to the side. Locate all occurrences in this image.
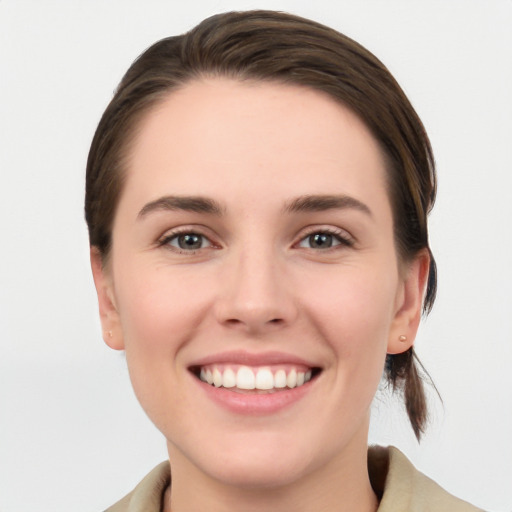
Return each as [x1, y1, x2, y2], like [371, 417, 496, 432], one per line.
[85, 10, 437, 440]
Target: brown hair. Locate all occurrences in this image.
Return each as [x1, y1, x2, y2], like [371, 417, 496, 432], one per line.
[85, 10, 437, 439]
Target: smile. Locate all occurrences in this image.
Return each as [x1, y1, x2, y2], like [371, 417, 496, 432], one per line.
[198, 365, 315, 393]
[189, 353, 322, 414]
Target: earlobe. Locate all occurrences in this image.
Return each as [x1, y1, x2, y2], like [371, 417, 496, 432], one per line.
[387, 250, 430, 355]
[90, 247, 124, 351]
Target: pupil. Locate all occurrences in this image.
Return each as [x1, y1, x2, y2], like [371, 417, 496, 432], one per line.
[310, 233, 332, 248]
[178, 234, 202, 249]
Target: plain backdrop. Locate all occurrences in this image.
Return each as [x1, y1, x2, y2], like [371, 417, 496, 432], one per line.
[1, 1, 511, 511]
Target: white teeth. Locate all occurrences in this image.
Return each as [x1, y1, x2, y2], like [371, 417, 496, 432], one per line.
[255, 367, 274, 390]
[236, 366, 255, 390]
[198, 365, 315, 390]
[213, 368, 223, 387]
[274, 369, 287, 388]
[287, 369, 297, 388]
[223, 368, 236, 388]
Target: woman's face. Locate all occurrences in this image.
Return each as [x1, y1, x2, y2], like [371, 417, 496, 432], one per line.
[92, 79, 425, 488]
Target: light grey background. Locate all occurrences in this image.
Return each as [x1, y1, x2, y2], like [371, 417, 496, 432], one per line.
[1, 1, 511, 511]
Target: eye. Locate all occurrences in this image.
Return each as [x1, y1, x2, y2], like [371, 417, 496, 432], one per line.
[297, 230, 353, 250]
[161, 232, 212, 251]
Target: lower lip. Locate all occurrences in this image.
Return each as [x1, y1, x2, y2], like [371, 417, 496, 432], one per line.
[195, 376, 316, 415]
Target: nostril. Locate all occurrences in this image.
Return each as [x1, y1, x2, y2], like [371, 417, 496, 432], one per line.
[222, 317, 284, 331]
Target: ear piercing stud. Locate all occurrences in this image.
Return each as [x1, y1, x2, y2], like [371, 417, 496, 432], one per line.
[399, 335, 407, 342]
[106, 330, 113, 338]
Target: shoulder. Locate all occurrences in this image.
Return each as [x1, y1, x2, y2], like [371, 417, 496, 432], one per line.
[369, 446, 485, 512]
[103, 462, 170, 512]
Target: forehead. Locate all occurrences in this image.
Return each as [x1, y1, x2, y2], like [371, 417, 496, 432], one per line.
[121, 78, 389, 215]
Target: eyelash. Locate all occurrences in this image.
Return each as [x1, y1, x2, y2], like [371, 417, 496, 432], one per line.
[296, 227, 354, 250]
[158, 228, 214, 254]
[157, 226, 354, 254]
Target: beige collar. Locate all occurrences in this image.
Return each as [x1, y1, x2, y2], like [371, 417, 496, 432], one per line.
[105, 446, 482, 512]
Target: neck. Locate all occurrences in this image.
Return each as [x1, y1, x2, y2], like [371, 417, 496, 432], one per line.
[164, 432, 378, 512]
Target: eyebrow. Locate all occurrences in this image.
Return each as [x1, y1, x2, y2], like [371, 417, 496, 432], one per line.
[137, 193, 372, 219]
[138, 195, 224, 218]
[283, 194, 373, 217]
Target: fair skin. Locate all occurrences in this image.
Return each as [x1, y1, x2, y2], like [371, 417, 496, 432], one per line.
[91, 79, 429, 512]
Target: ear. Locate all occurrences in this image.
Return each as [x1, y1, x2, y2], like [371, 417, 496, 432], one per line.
[90, 247, 124, 350]
[387, 249, 430, 355]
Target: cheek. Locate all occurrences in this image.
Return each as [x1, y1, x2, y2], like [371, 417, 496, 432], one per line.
[296, 264, 398, 398]
[112, 263, 217, 416]
[299, 265, 398, 347]
[115, 264, 212, 349]
[113, 265, 215, 428]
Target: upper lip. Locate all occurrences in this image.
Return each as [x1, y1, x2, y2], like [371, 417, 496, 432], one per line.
[188, 350, 320, 369]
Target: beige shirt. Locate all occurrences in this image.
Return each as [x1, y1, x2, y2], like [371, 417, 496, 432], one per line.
[104, 446, 484, 511]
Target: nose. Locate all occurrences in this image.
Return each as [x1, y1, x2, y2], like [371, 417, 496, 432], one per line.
[214, 247, 298, 334]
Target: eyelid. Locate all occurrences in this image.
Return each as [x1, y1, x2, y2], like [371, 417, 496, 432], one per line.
[157, 225, 220, 253]
[294, 225, 355, 249]
[155, 224, 354, 254]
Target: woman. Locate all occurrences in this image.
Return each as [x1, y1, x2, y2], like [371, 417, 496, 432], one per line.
[86, 10, 482, 512]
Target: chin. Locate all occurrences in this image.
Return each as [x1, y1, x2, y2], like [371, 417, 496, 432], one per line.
[174, 428, 326, 490]
[203, 453, 310, 490]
